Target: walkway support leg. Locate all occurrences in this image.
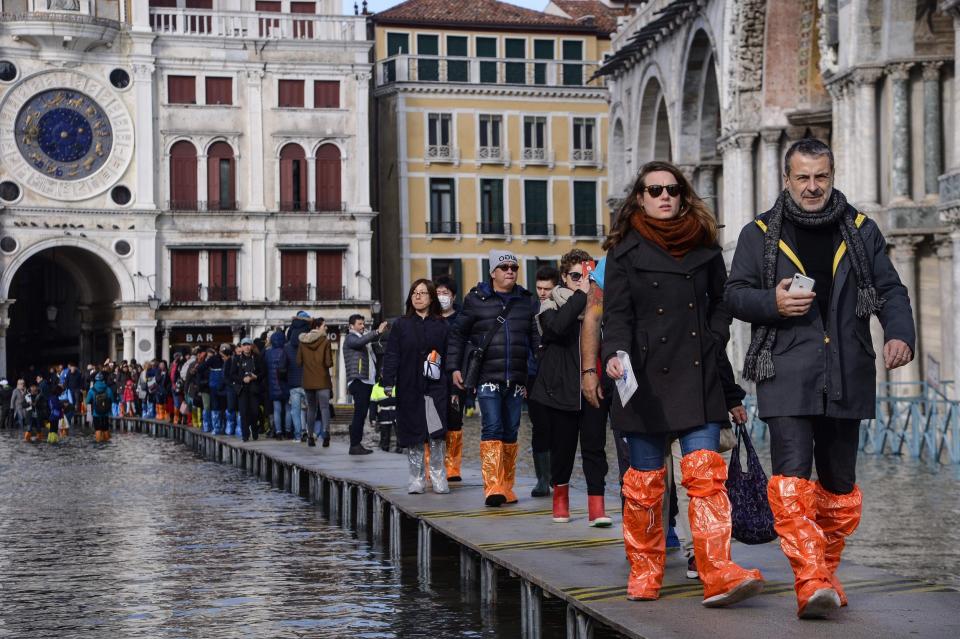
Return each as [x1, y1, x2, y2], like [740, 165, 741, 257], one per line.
[342, 483, 353, 528]
[357, 487, 368, 533]
[389, 505, 402, 560]
[565, 605, 593, 639]
[330, 481, 341, 523]
[460, 548, 478, 586]
[418, 521, 432, 580]
[521, 580, 542, 639]
[372, 494, 384, 544]
[481, 559, 497, 605]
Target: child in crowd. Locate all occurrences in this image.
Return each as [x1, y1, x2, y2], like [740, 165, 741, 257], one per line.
[122, 377, 136, 417]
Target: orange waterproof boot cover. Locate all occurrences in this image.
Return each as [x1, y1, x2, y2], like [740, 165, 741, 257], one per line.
[767, 475, 834, 615]
[479, 440, 506, 502]
[621, 467, 666, 600]
[814, 482, 862, 606]
[445, 430, 463, 480]
[680, 450, 764, 601]
[501, 442, 519, 504]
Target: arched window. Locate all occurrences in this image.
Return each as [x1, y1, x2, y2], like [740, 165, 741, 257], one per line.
[207, 142, 236, 211]
[170, 140, 198, 210]
[279, 143, 307, 211]
[315, 144, 342, 211]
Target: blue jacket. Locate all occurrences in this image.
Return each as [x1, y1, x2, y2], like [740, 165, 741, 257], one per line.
[86, 381, 114, 418]
[265, 331, 290, 400]
[284, 318, 311, 388]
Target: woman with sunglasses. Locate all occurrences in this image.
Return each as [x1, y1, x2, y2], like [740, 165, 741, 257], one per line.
[531, 249, 612, 527]
[601, 161, 763, 606]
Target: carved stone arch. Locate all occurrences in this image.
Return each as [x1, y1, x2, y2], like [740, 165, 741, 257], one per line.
[723, 0, 767, 133]
[308, 138, 347, 158]
[678, 27, 720, 164]
[611, 117, 627, 194]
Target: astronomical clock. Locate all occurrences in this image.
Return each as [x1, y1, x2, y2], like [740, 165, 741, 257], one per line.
[0, 70, 134, 201]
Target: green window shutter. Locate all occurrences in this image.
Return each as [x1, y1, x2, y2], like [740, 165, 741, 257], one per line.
[447, 36, 468, 82]
[481, 258, 490, 281]
[526, 258, 539, 291]
[385, 33, 409, 82]
[481, 179, 504, 230]
[573, 181, 597, 233]
[524, 180, 549, 236]
[452, 258, 463, 297]
[562, 40, 583, 86]
[505, 38, 526, 84]
[417, 34, 439, 81]
[533, 40, 554, 85]
[477, 37, 498, 84]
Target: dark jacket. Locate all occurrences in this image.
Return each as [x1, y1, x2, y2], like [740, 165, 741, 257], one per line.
[284, 318, 312, 388]
[199, 354, 226, 398]
[445, 281, 541, 386]
[232, 352, 266, 396]
[725, 212, 915, 419]
[343, 329, 382, 383]
[265, 331, 290, 401]
[601, 231, 744, 434]
[381, 314, 450, 447]
[530, 288, 588, 412]
[65, 368, 83, 393]
[297, 330, 333, 390]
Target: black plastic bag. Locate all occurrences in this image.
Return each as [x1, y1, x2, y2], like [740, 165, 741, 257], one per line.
[726, 423, 777, 545]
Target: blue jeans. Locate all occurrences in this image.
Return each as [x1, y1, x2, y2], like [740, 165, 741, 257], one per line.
[626, 423, 722, 471]
[476, 382, 525, 443]
[287, 387, 305, 438]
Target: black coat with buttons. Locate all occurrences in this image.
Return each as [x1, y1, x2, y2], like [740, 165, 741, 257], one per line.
[601, 230, 744, 435]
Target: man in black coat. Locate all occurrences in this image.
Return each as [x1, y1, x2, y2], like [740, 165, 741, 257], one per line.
[232, 337, 267, 442]
[725, 138, 915, 619]
[447, 249, 540, 507]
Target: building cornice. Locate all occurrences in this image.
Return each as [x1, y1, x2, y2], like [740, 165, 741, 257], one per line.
[373, 83, 608, 100]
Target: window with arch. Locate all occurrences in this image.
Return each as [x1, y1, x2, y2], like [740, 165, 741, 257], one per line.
[169, 140, 198, 210]
[207, 142, 236, 211]
[315, 144, 342, 212]
[279, 143, 308, 211]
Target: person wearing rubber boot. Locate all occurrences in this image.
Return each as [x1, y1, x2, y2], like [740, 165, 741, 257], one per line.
[447, 249, 540, 507]
[435, 275, 465, 482]
[603, 161, 763, 607]
[87, 373, 114, 443]
[382, 279, 451, 494]
[725, 139, 915, 619]
[532, 250, 611, 527]
[527, 266, 559, 498]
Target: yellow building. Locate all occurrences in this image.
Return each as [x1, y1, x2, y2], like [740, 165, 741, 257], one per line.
[371, 0, 622, 314]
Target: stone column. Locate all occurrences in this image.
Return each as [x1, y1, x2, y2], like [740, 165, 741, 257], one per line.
[759, 129, 782, 208]
[697, 164, 718, 214]
[953, 227, 960, 395]
[123, 329, 135, 362]
[888, 63, 914, 202]
[853, 68, 883, 207]
[936, 238, 954, 392]
[245, 70, 266, 212]
[132, 63, 156, 209]
[162, 328, 171, 363]
[889, 235, 924, 385]
[718, 132, 757, 245]
[922, 62, 944, 201]
[354, 72, 372, 212]
[825, 80, 847, 188]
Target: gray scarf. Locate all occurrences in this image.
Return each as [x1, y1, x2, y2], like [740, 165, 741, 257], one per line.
[742, 188, 884, 382]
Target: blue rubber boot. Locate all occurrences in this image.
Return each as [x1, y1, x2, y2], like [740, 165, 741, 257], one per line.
[212, 410, 224, 435]
[227, 410, 240, 438]
[202, 409, 212, 433]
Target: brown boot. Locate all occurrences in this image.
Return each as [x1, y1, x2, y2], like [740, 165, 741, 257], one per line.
[768, 475, 840, 618]
[480, 440, 507, 507]
[445, 430, 463, 481]
[621, 467, 666, 600]
[815, 482, 862, 607]
[681, 450, 764, 607]
[501, 442, 519, 504]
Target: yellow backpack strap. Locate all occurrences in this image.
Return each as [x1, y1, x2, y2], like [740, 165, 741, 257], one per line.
[832, 212, 868, 276]
[754, 219, 806, 275]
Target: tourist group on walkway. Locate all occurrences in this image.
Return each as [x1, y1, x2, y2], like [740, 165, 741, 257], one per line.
[2, 138, 915, 621]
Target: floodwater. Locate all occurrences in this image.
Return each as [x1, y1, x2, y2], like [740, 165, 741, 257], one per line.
[0, 430, 575, 639]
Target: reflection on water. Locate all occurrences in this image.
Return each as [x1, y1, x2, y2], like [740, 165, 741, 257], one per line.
[0, 432, 562, 639]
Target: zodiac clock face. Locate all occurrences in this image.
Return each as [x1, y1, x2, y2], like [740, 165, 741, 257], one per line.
[16, 89, 114, 181]
[0, 70, 134, 201]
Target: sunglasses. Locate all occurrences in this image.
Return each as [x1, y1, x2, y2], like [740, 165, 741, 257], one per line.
[496, 264, 519, 272]
[642, 184, 682, 198]
[567, 271, 586, 282]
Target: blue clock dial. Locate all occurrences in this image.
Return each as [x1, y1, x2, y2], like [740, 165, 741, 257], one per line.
[15, 89, 113, 181]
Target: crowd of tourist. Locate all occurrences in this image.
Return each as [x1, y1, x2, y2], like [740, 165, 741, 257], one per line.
[2, 139, 916, 620]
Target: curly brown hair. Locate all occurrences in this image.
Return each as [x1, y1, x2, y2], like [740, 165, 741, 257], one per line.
[602, 160, 718, 251]
[559, 248, 594, 275]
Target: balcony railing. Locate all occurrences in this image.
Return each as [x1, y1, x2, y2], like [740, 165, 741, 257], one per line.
[206, 285, 239, 302]
[167, 200, 238, 212]
[425, 144, 460, 165]
[149, 8, 366, 42]
[279, 200, 347, 213]
[378, 54, 601, 88]
[572, 148, 598, 164]
[521, 222, 556, 238]
[521, 148, 555, 168]
[278, 284, 348, 302]
[425, 220, 461, 235]
[477, 221, 511, 236]
[279, 283, 311, 302]
[478, 146, 510, 165]
[170, 285, 201, 303]
[316, 285, 348, 302]
[570, 223, 606, 238]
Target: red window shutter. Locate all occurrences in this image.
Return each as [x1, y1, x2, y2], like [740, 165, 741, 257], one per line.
[171, 251, 199, 302]
[316, 251, 343, 300]
[313, 81, 339, 108]
[255, 0, 280, 9]
[170, 141, 197, 209]
[206, 142, 234, 210]
[280, 144, 306, 210]
[150, 0, 177, 6]
[205, 77, 232, 105]
[256, 0, 281, 36]
[291, 1, 315, 38]
[226, 249, 238, 292]
[290, 1, 315, 12]
[208, 250, 224, 289]
[278, 80, 304, 108]
[168, 76, 196, 104]
[280, 251, 308, 301]
[185, 0, 212, 7]
[315, 144, 341, 211]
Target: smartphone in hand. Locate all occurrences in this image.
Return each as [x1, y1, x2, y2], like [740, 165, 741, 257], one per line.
[789, 273, 815, 293]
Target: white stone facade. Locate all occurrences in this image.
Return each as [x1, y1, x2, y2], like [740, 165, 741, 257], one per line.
[0, 0, 376, 399]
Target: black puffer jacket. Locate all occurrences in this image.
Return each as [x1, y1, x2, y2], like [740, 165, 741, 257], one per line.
[446, 281, 540, 386]
[530, 288, 587, 412]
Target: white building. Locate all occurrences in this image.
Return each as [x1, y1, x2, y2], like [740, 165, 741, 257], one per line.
[0, 0, 376, 397]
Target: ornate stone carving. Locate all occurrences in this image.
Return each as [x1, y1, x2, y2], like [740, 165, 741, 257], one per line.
[922, 61, 944, 81]
[853, 67, 884, 85]
[817, 0, 839, 77]
[887, 63, 914, 81]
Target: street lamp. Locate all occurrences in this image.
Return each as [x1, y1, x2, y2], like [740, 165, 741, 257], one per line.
[45, 304, 58, 323]
[148, 296, 160, 311]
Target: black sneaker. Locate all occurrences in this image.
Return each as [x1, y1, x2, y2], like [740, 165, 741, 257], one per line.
[301, 433, 308, 443]
[348, 445, 373, 455]
[308, 436, 316, 447]
[686, 556, 699, 580]
[322, 436, 330, 448]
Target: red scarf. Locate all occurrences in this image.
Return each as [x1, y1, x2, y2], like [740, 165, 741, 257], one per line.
[630, 210, 706, 259]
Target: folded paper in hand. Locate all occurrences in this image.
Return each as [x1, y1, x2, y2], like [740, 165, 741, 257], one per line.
[615, 350, 638, 406]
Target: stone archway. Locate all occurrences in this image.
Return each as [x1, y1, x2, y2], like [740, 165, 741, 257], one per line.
[637, 76, 672, 164]
[3, 246, 122, 378]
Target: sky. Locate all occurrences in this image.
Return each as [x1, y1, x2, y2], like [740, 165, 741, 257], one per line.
[342, 0, 549, 14]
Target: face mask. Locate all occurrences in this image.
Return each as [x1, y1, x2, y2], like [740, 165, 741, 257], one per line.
[438, 294, 453, 310]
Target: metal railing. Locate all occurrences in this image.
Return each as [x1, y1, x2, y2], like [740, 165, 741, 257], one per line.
[378, 54, 602, 88]
[425, 145, 459, 164]
[477, 221, 511, 236]
[425, 220, 461, 235]
[170, 285, 201, 303]
[149, 8, 366, 42]
[278, 200, 347, 213]
[570, 223, 606, 238]
[167, 200, 238, 212]
[279, 283, 311, 302]
[742, 382, 960, 465]
[206, 285, 239, 302]
[521, 222, 556, 237]
[571, 148, 597, 163]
